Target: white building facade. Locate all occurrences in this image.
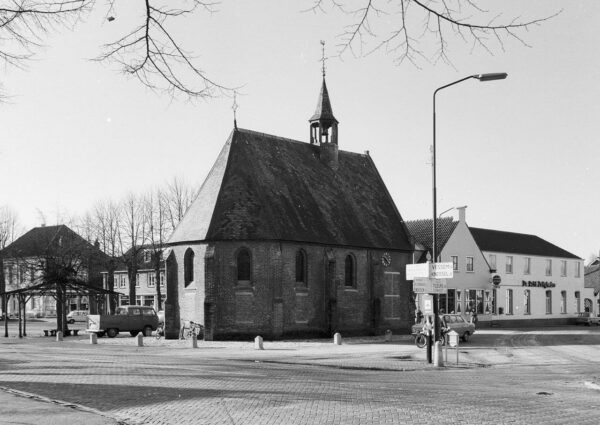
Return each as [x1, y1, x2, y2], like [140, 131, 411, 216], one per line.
[407, 207, 595, 326]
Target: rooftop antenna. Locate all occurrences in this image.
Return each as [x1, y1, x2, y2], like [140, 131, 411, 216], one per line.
[320, 40, 327, 78]
[232, 91, 239, 129]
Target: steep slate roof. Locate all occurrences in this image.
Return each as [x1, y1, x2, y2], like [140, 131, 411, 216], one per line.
[404, 217, 458, 253]
[169, 128, 412, 250]
[309, 78, 338, 123]
[469, 227, 580, 259]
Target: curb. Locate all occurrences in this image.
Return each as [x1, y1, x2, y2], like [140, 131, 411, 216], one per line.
[0, 386, 134, 425]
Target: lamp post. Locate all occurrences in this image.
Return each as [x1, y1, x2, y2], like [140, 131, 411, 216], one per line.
[430, 72, 507, 364]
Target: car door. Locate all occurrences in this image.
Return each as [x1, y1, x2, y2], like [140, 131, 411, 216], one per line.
[129, 308, 142, 330]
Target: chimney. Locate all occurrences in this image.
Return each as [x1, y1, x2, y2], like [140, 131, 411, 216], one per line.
[457, 205, 467, 223]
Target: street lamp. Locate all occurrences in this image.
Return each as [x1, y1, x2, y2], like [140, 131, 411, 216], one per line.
[430, 72, 507, 363]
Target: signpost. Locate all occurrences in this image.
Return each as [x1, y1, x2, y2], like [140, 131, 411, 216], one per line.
[413, 277, 447, 294]
[406, 261, 454, 365]
[406, 263, 430, 280]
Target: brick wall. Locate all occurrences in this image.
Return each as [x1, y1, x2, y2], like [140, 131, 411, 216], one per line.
[169, 240, 413, 340]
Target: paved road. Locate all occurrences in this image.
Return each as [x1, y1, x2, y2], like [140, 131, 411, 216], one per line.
[1, 325, 600, 424]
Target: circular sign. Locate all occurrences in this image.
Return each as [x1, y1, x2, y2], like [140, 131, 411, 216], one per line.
[492, 275, 501, 286]
[381, 252, 391, 267]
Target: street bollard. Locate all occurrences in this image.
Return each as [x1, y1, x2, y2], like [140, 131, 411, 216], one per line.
[56, 331, 63, 342]
[334, 333, 342, 345]
[137, 332, 144, 347]
[254, 336, 264, 350]
[90, 333, 97, 345]
[191, 333, 198, 348]
[433, 341, 444, 367]
[385, 329, 392, 342]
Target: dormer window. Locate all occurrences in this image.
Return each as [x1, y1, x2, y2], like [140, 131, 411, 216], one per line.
[143, 250, 151, 263]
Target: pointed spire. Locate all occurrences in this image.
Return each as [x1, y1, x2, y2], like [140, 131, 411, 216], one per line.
[232, 91, 239, 130]
[309, 78, 338, 124]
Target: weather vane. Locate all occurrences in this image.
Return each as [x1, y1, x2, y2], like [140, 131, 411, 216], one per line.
[320, 40, 327, 78]
[232, 91, 239, 129]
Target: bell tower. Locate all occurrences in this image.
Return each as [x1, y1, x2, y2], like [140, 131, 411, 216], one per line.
[309, 41, 339, 169]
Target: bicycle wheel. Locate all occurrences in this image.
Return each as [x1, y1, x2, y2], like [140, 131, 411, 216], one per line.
[415, 333, 427, 349]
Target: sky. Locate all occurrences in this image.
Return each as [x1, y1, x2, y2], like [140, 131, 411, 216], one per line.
[1, 1, 599, 261]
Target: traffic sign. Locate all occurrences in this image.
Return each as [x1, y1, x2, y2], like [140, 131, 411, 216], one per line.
[406, 263, 430, 280]
[413, 277, 447, 294]
[430, 262, 454, 279]
[492, 275, 501, 286]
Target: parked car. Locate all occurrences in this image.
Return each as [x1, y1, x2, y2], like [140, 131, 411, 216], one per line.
[411, 313, 476, 342]
[575, 312, 600, 326]
[67, 310, 89, 324]
[87, 305, 159, 338]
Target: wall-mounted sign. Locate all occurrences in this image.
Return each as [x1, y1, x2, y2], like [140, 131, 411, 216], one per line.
[492, 275, 501, 286]
[522, 280, 556, 288]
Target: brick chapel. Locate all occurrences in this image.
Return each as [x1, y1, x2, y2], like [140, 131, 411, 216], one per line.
[164, 77, 416, 340]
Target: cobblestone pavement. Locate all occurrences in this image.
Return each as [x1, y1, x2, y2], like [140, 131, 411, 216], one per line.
[1, 327, 600, 424]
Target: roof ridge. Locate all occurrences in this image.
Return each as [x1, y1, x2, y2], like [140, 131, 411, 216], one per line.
[235, 127, 368, 157]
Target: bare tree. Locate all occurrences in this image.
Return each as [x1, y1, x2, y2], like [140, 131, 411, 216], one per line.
[144, 188, 169, 311]
[119, 193, 147, 304]
[0, 206, 22, 249]
[306, 0, 559, 67]
[165, 176, 199, 231]
[0, 1, 233, 99]
[91, 199, 122, 313]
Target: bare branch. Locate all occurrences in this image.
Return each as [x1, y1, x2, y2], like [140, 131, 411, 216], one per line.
[311, 0, 560, 67]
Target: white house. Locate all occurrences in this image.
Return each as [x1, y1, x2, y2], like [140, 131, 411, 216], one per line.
[407, 207, 595, 326]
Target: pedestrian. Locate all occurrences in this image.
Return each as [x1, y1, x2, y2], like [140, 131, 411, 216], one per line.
[470, 309, 478, 325]
[415, 308, 423, 324]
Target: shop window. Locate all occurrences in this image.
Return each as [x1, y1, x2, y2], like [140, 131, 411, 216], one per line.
[455, 290, 462, 313]
[546, 290, 552, 314]
[506, 289, 513, 315]
[575, 291, 581, 313]
[184, 248, 195, 287]
[344, 254, 356, 287]
[524, 290, 531, 315]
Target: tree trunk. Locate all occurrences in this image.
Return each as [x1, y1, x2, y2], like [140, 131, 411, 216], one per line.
[155, 259, 162, 311]
[128, 263, 137, 305]
[108, 268, 116, 314]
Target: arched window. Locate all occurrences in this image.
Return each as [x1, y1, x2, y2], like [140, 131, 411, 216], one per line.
[237, 248, 251, 282]
[295, 250, 306, 284]
[184, 248, 194, 287]
[344, 254, 355, 287]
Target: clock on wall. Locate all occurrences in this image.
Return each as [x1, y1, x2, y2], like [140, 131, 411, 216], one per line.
[381, 252, 391, 267]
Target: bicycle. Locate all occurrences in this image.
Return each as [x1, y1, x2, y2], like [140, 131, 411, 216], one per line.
[179, 320, 204, 340]
[155, 322, 164, 340]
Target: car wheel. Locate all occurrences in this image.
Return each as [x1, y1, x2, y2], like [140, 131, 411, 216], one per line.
[129, 331, 138, 337]
[68, 319, 75, 324]
[97, 332, 105, 338]
[107, 328, 118, 338]
[143, 325, 153, 337]
[462, 332, 470, 342]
